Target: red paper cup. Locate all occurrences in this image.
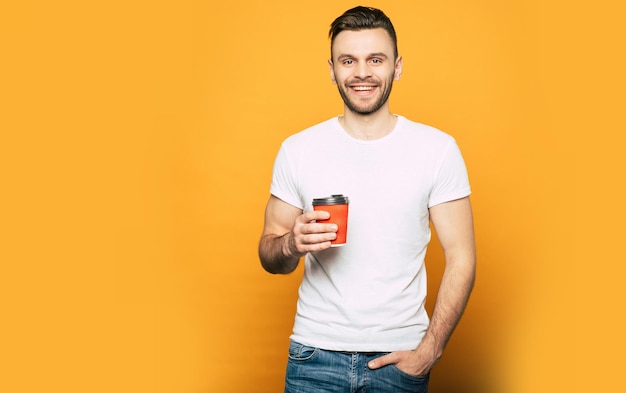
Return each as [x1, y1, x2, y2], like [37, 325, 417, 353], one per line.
[312, 194, 349, 247]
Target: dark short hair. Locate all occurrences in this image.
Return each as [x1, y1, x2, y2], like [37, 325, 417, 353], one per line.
[329, 6, 398, 59]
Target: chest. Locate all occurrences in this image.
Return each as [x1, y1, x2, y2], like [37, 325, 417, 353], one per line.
[297, 141, 436, 216]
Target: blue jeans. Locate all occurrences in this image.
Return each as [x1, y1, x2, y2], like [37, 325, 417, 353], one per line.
[285, 341, 430, 393]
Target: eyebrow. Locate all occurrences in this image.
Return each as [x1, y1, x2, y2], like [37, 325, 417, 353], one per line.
[337, 52, 389, 61]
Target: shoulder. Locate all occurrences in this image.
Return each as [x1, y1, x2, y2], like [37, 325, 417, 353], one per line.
[396, 116, 457, 147]
[283, 117, 339, 145]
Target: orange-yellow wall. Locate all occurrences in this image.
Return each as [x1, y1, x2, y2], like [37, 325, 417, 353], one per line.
[2, 1, 624, 392]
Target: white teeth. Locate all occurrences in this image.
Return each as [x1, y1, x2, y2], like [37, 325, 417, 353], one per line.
[352, 86, 374, 91]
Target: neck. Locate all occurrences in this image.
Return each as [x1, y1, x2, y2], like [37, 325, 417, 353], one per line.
[339, 108, 398, 140]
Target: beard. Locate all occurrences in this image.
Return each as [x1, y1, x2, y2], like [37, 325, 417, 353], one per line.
[336, 72, 395, 115]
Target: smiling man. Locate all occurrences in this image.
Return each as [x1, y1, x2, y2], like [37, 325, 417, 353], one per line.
[332, 29, 399, 117]
[259, 6, 476, 392]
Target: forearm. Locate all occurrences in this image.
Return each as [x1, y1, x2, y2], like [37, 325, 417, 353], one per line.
[258, 231, 302, 274]
[421, 254, 475, 356]
[368, 198, 476, 375]
[367, 255, 475, 375]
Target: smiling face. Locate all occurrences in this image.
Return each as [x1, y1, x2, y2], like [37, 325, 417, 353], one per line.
[330, 28, 403, 116]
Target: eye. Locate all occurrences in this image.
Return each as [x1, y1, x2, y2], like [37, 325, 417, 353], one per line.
[370, 58, 383, 64]
[343, 59, 354, 65]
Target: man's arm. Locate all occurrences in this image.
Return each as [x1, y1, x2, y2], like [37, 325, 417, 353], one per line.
[417, 196, 476, 367]
[368, 196, 476, 375]
[258, 195, 338, 274]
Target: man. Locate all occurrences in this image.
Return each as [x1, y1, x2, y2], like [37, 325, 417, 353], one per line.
[258, 6, 476, 392]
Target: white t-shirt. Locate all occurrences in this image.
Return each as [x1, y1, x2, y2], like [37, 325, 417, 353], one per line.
[270, 115, 471, 352]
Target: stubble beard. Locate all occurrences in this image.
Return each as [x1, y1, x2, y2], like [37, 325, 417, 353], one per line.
[337, 73, 395, 116]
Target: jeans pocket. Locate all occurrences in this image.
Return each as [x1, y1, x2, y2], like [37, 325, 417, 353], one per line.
[389, 365, 430, 383]
[287, 341, 319, 362]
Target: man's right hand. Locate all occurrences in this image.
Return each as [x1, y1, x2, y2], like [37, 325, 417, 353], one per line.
[288, 210, 338, 256]
[259, 196, 338, 274]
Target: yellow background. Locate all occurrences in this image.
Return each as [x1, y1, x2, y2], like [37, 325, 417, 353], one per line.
[1, 0, 624, 392]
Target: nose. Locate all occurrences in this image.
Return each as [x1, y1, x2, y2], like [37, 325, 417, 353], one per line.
[354, 61, 372, 79]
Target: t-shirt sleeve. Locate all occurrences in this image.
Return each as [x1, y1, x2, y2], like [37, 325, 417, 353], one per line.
[269, 143, 305, 210]
[428, 139, 472, 208]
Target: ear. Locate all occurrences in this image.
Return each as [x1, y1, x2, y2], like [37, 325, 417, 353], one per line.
[328, 59, 337, 84]
[394, 55, 403, 81]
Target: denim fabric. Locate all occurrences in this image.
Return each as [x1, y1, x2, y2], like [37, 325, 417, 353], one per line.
[285, 341, 429, 393]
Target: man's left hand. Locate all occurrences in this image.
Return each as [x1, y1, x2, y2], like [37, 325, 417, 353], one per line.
[367, 342, 440, 376]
